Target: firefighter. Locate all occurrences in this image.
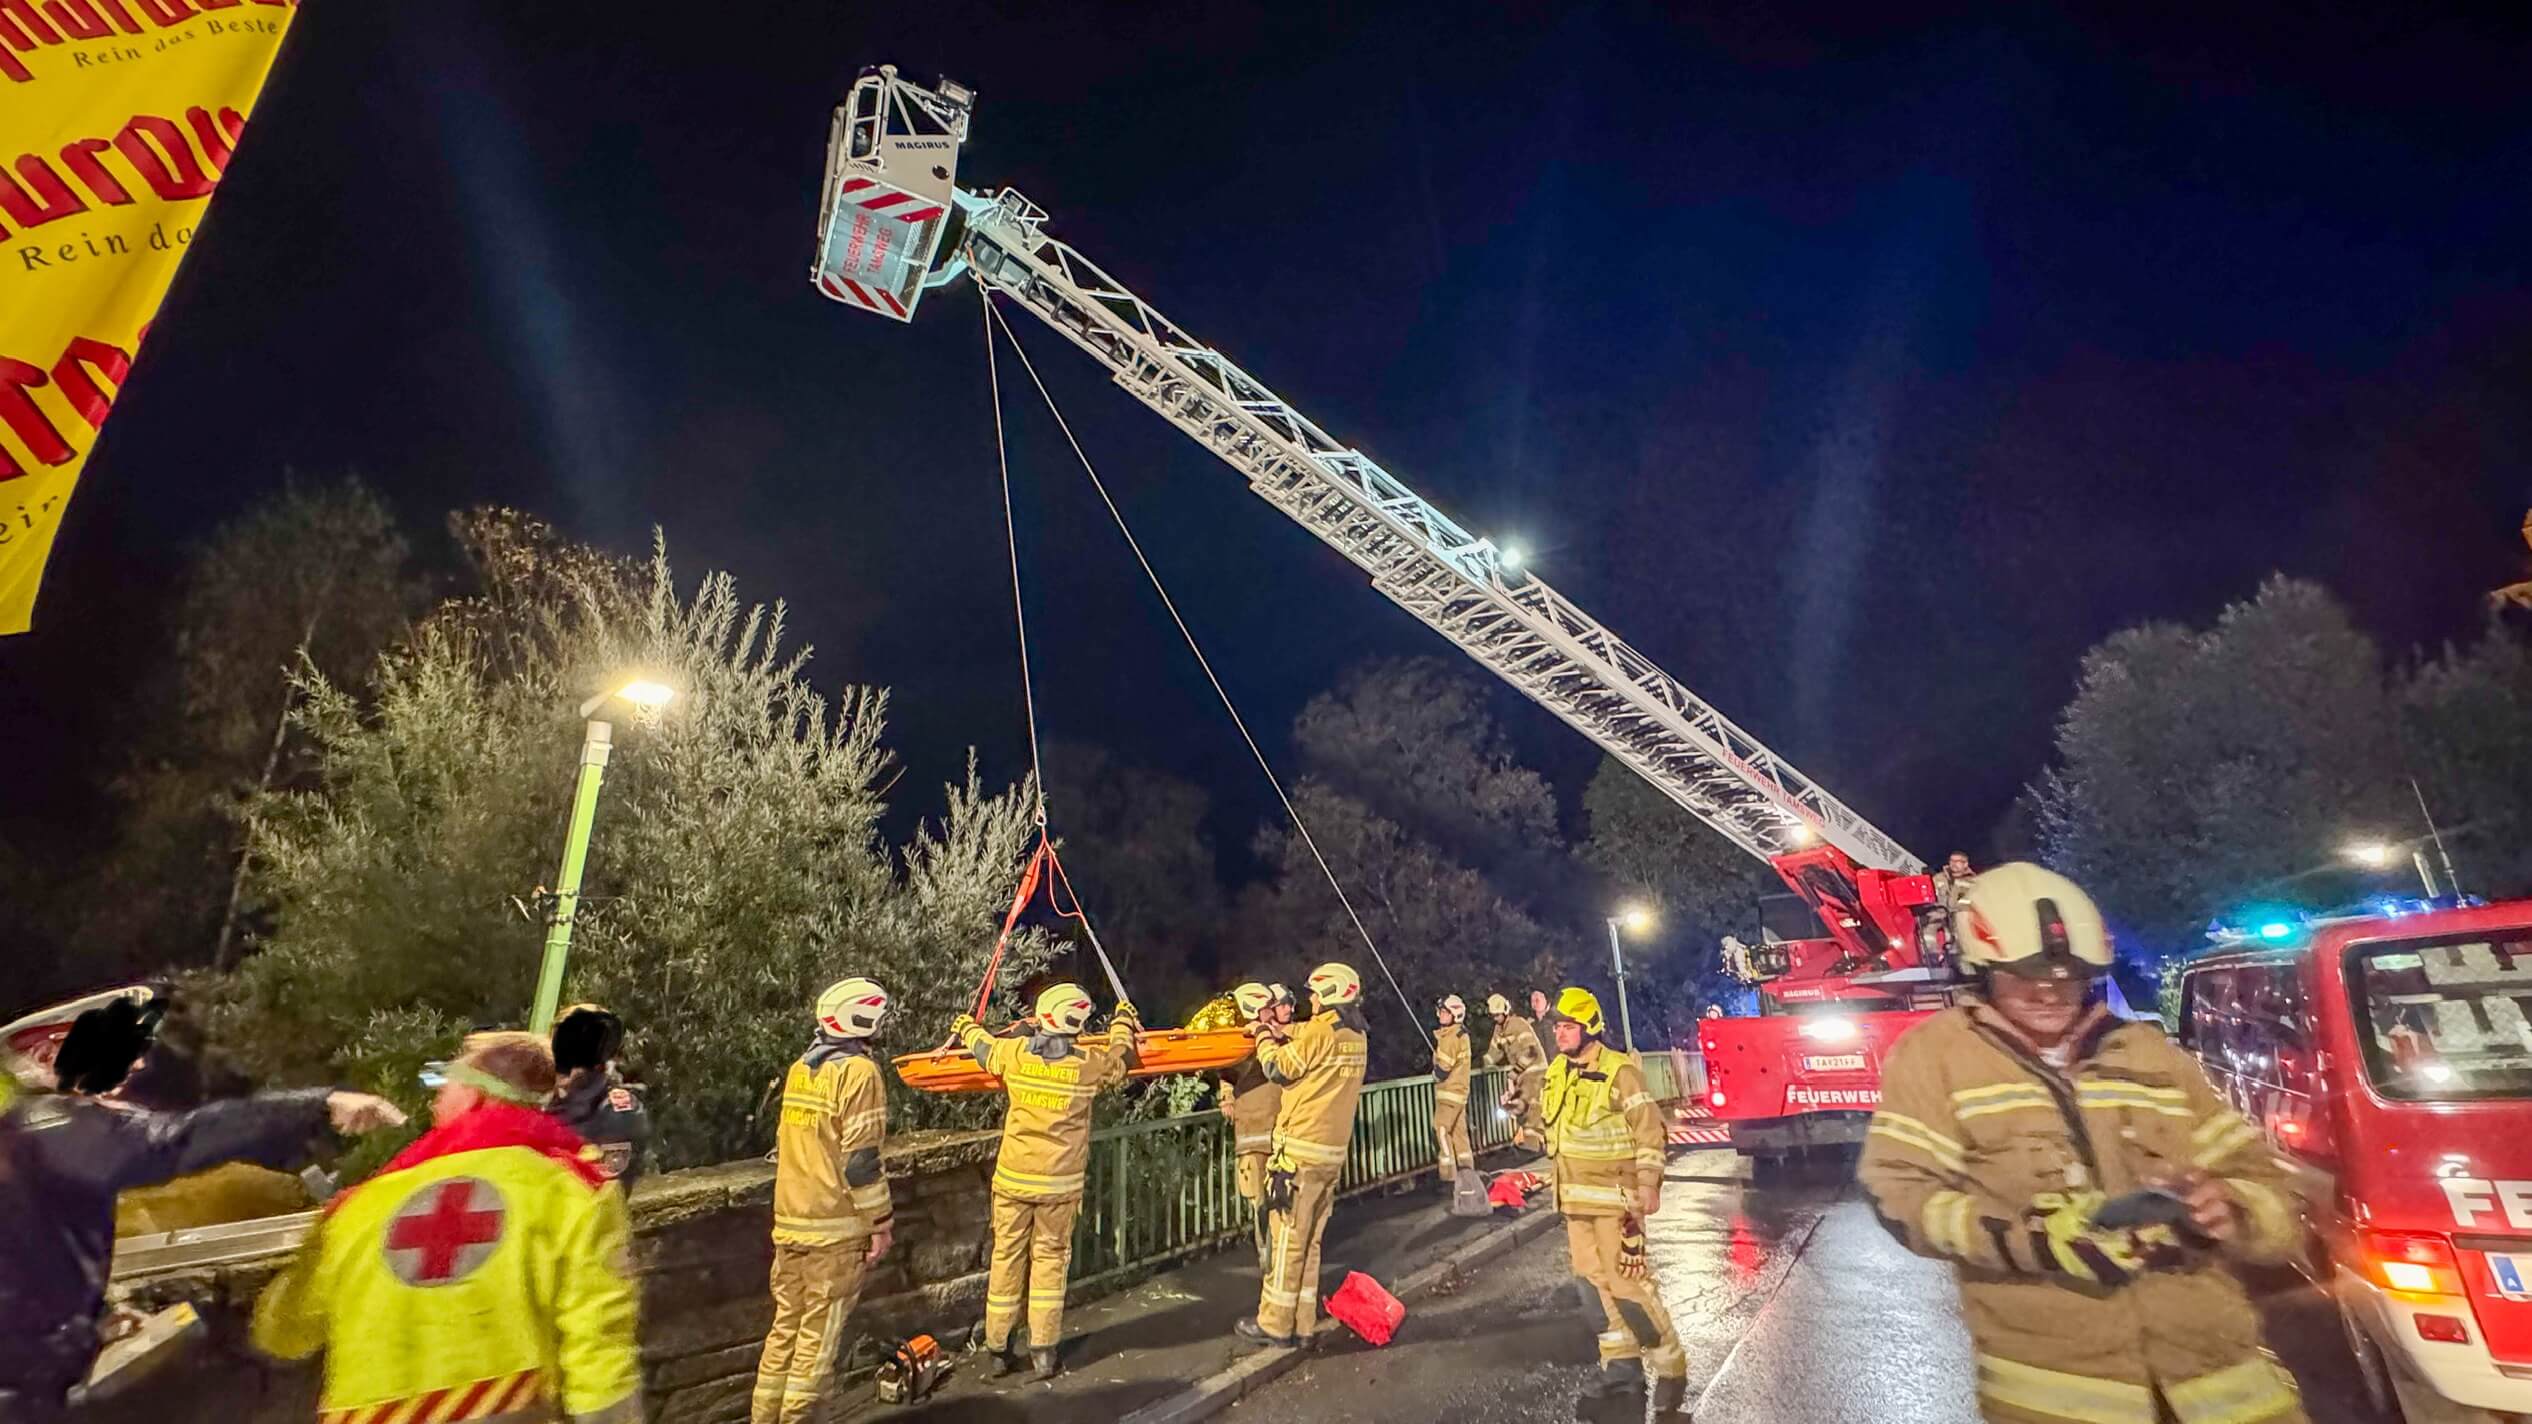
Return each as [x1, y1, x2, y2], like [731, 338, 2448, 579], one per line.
[1483, 991, 1549, 1151]
[252, 1031, 641, 1424]
[1218, 982, 1284, 1270]
[548, 1002, 651, 1193]
[751, 977, 896, 1424]
[953, 982, 1140, 1382]
[1543, 986, 1687, 1422]
[0, 997, 402, 1422]
[1858, 863, 2308, 1424]
[1430, 995, 1474, 1187]
[1235, 962, 1369, 1350]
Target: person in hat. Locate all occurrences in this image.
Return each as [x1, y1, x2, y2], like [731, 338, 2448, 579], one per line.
[547, 1003, 650, 1193]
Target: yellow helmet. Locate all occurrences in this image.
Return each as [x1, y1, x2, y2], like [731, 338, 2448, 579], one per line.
[1485, 993, 1512, 1018]
[1957, 863, 2111, 981]
[814, 977, 891, 1039]
[1232, 982, 1274, 1022]
[1307, 962, 1362, 1008]
[1554, 986, 1606, 1037]
[1035, 983, 1095, 1035]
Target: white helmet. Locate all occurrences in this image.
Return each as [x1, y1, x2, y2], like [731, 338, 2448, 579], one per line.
[1436, 994, 1466, 1024]
[1308, 963, 1362, 1007]
[1485, 993, 1512, 1018]
[815, 977, 891, 1039]
[1956, 863, 2112, 981]
[1035, 983, 1095, 1035]
[1232, 982, 1274, 1022]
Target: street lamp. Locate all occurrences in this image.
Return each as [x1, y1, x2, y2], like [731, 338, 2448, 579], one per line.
[529, 677, 676, 1032]
[2342, 837, 2445, 898]
[1605, 903, 1655, 1052]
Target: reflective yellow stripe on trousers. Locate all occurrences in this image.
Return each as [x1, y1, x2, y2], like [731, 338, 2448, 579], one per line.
[1976, 1355, 2157, 1424]
[2164, 1355, 2302, 1424]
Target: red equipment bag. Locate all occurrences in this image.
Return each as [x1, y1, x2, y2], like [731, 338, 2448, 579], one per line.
[1487, 1170, 1543, 1210]
[1324, 1271, 1406, 1347]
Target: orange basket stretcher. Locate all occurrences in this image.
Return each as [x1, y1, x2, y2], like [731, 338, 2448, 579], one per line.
[894, 1025, 1256, 1095]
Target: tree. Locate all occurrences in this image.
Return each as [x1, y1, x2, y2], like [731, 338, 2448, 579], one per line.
[2034, 577, 2407, 956]
[2400, 615, 2532, 899]
[210, 521, 1048, 1168]
[1038, 740, 1222, 1024]
[28, 479, 420, 988]
[1575, 756, 1773, 1040]
[1236, 780, 1556, 1068]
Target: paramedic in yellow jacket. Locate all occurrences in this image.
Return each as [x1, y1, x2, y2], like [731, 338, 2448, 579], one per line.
[752, 977, 896, 1424]
[1859, 864, 2308, 1424]
[953, 982, 1140, 1383]
[1235, 963, 1369, 1350]
[252, 1032, 641, 1424]
[1484, 992, 1550, 1151]
[1218, 982, 1287, 1270]
[1429, 994, 1474, 1184]
[1543, 986, 1687, 1421]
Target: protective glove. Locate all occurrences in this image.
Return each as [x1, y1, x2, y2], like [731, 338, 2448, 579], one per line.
[1113, 1000, 1141, 1027]
[2028, 1191, 2146, 1286]
[1617, 1214, 1649, 1279]
[1263, 1150, 1300, 1215]
[950, 1013, 983, 1041]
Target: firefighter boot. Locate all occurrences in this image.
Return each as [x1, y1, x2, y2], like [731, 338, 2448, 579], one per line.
[1028, 1348, 1061, 1382]
[1650, 1371, 1692, 1421]
[1574, 1360, 1649, 1424]
[1233, 1316, 1298, 1351]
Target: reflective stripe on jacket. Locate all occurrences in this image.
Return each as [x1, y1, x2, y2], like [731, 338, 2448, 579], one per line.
[1857, 1004, 2306, 1424]
[1431, 1025, 1471, 1107]
[1260, 1010, 1367, 1168]
[1542, 1043, 1664, 1216]
[1220, 1053, 1282, 1156]
[962, 1021, 1133, 1202]
[1482, 1014, 1548, 1078]
[251, 1103, 641, 1424]
[772, 1048, 892, 1244]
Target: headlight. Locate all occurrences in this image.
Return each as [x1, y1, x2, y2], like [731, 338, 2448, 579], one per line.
[1796, 1016, 1857, 1044]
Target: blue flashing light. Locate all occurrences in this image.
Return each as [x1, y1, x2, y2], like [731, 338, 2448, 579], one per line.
[2256, 921, 2296, 941]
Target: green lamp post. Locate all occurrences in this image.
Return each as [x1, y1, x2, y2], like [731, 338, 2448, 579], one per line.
[529, 678, 675, 1032]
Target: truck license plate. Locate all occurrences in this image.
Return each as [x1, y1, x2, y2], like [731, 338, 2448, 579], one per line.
[1801, 1053, 1867, 1073]
[2492, 1253, 2532, 1301]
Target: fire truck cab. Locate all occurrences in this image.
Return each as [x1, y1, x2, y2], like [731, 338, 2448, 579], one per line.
[2175, 900, 2532, 1421]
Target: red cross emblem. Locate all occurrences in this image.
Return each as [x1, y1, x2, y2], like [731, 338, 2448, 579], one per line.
[384, 1176, 506, 1286]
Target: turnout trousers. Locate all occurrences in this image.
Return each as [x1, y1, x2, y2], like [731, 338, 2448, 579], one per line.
[1515, 1068, 1547, 1151]
[1564, 1213, 1686, 1381]
[751, 1240, 870, 1424]
[1257, 1166, 1341, 1340]
[984, 1192, 1082, 1353]
[1433, 1094, 1474, 1181]
[1236, 1150, 1272, 1267]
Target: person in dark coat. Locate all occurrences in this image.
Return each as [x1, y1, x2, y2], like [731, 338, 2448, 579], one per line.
[0, 997, 403, 1422]
[547, 1003, 651, 1192]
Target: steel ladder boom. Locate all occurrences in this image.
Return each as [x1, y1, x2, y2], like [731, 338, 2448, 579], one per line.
[951, 189, 1918, 875]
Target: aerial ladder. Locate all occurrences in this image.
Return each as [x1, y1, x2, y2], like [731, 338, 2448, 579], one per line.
[814, 67, 1957, 1166]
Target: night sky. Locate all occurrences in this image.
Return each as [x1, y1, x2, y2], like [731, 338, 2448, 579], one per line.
[5, 2, 2528, 869]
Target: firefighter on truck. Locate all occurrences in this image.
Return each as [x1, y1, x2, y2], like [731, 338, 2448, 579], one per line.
[1858, 863, 2308, 1424]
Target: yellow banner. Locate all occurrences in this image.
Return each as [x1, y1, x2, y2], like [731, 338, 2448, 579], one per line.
[0, 0, 299, 634]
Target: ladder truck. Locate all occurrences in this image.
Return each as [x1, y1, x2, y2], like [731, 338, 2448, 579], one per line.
[813, 67, 1960, 1172]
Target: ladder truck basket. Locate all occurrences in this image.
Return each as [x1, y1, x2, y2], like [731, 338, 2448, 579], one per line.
[813, 67, 972, 322]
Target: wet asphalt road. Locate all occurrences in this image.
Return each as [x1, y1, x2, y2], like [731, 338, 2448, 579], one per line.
[1229, 1148, 2388, 1423]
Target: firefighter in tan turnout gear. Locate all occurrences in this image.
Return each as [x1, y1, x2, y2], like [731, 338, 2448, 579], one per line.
[954, 982, 1139, 1382]
[1543, 985, 1688, 1422]
[754, 977, 897, 1424]
[1484, 991, 1549, 1151]
[1859, 863, 2309, 1424]
[1219, 982, 1288, 1270]
[1430, 995, 1475, 1188]
[1235, 962, 1369, 1350]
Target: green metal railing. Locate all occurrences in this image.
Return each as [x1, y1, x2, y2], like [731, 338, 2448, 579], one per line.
[1070, 1059, 1686, 1288]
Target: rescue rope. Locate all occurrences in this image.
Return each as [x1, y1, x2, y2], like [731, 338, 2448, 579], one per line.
[981, 293, 1432, 1051]
[980, 290, 1047, 826]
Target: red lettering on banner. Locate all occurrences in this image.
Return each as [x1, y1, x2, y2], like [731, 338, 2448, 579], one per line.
[50, 336, 127, 429]
[39, 0, 112, 39]
[59, 0, 143, 36]
[58, 138, 130, 205]
[0, 0, 61, 46]
[0, 356, 74, 481]
[131, 0, 194, 24]
[183, 105, 242, 172]
[115, 115, 213, 198]
[198, 0, 236, 7]
[0, 155, 85, 230]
